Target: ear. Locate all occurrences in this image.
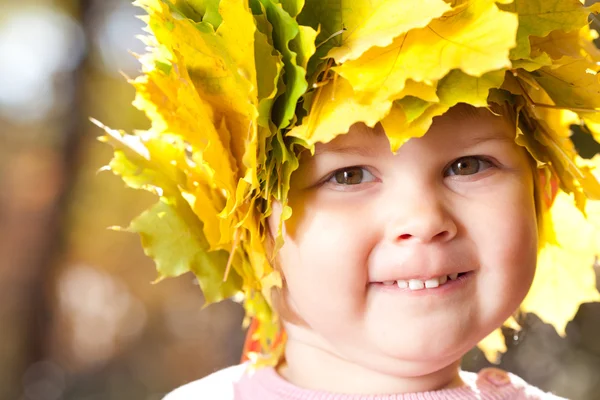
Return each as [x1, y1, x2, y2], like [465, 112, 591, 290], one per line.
[538, 168, 559, 209]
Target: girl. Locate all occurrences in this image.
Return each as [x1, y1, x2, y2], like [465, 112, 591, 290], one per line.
[165, 104, 556, 399]
[99, 0, 600, 398]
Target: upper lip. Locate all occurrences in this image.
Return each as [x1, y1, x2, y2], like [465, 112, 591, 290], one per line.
[371, 270, 472, 283]
[368, 245, 477, 283]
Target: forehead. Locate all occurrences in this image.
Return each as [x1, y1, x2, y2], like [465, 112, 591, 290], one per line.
[313, 104, 515, 155]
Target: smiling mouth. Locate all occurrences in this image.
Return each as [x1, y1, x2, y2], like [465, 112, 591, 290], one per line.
[373, 271, 473, 291]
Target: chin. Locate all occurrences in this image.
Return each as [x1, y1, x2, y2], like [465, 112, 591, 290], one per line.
[385, 339, 470, 366]
[348, 346, 464, 380]
[364, 322, 476, 361]
[332, 334, 470, 378]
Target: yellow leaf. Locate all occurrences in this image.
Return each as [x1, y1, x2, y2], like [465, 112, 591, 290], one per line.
[502, 73, 600, 206]
[334, 0, 517, 101]
[524, 181, 600, 335]
[395, 97, 430, 123]
[580, 113, 600, 145]
[510, 53, 552, 72]
[532, 56, 600, 110]
[217, 0, 258, 91]
[478, 328, 506, 364]
[132, 63, 239, 190]
[327, 0, 451, 63]
[380, 101, 448, 152]
[478, 317, 520, 363]
[530, 26, 600, 62]
[128, 195, 243, 305]
[400, 80, 439, 102]
[292, 25, 319, 71]
[437, 69, 506, 108]
[499, 0, 600, 60]
[144, 0, 260, 182]
[287, 77, 393, 146]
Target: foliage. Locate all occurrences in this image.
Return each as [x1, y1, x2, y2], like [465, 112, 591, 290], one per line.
[97, 0, 600, 365]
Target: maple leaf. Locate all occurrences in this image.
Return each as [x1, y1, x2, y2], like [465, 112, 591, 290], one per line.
[102, 0, 276, 331]
[325, 0, 451, 64]
[129, 197, 243, 304]
[437, 69, 506, 108]
[529, 26, 600, 62]
[394, 97, 430, 124]
[333, 0, 517, 101]
[499, 0, 600, 60]
[380, 101, 448, 152]
[287, 77, 393, 147]
[257, 0, 316, 129]
[525, 182, 600, 335]
[532, 57, 600, 111]
[110, 0, 311, 364]
[278, 0, 303, 18]
[168, 0, 222, 27]
[254, 15, 284, 129]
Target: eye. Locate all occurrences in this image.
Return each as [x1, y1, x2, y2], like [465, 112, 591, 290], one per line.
[328, 166, 376, 185]
[445, 156, 493, 177]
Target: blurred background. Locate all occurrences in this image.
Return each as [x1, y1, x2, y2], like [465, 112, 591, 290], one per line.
[0, 0, 599, 399]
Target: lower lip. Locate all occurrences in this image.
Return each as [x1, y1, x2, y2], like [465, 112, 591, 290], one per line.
[370, 271, 475, 296]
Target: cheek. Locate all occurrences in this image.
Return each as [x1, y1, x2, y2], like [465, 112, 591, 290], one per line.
[468, 181, 538, 291]
[492, 205, 537, 277]
[282, 206, 371, 280]
[277, 212, 371, 322]
[504, 182, 538, 265]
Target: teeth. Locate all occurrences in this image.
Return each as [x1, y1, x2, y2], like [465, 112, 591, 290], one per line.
[389, 272, 464, 290]
[391, 273, 461, 290]
[425, 278, 440, 288]
[408, 279, 425, 290]
[397, 280, 408, 289]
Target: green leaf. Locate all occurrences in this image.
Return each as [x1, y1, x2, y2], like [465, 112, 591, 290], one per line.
[258, 0, 309, 128]
[129, 197, 242, 304]
[280, 0, 304, 18]
[167, 0, 203, 22]
[254, 16, 284, 128]
[296, 0, 343, 65]
[437, 69, 506, 108]
[289, 25, 317, 72]
[395, 96, 430, 123]
[487, 88, 516, 107]
[201, 0, 222, 27]
[167, 0, 223, 28]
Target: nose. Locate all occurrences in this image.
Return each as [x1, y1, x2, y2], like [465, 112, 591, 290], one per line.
[384, 186, 457, 244]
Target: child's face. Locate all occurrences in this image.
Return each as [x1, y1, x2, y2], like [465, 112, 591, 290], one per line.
[270, 105, 538, 378]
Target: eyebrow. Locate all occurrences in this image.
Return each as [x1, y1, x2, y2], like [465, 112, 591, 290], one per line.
[313, 132, 513, 156]
[313, 144, 381, 157]
[311, 127, 515, 160]
[461, 132, 515, 146]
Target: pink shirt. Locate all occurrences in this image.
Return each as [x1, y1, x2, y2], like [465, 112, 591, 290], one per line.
[163, 364, 566, 399]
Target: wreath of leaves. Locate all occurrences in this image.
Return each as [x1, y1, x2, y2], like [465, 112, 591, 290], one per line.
[97, 0, 600, 365]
